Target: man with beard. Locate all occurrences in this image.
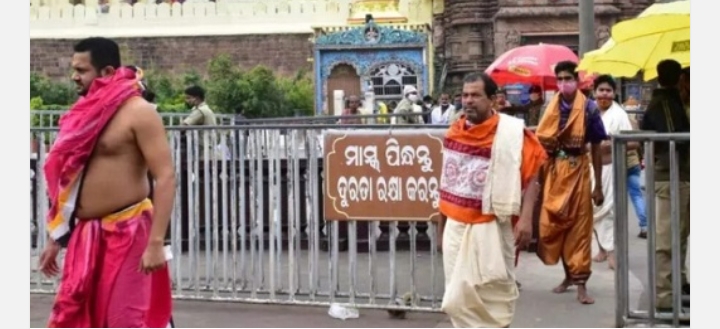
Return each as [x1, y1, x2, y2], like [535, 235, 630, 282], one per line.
[590, 75, 637, 271]
[38, 37, 174, 327]
[438, 72, 546, 328]
[430, 93, 458, 124]
[534, 60, 607, 305]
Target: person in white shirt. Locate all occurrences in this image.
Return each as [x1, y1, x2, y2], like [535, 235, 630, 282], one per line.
[430, 93, 458, 125]
[591, 75, 637, 270]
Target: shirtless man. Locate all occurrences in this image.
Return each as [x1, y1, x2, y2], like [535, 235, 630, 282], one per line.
[38, 37, 175, 328]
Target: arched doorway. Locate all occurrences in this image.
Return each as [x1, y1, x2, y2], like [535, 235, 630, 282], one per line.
[326, 64, 361, 115]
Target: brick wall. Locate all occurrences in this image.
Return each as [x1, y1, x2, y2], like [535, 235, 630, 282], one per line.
[30, 34, 314, 79]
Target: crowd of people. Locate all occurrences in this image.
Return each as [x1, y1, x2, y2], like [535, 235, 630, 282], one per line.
[339, 80, 593, 128]
[35, 36, 690, 328]
[437, 60, 690, 327]
[338, 58, 689, 326]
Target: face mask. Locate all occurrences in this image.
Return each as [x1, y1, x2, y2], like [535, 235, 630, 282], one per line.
[407, 94, 419, 102]
[557, 81, 578, 96]
[596, 98, 613, 109]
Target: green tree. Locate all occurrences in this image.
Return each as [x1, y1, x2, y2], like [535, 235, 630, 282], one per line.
[205, 55, 245, 115]
[30, 54, 316, 119]
[240, 65, 287, 118]
[30, 72, 77, 106]
[278, 69, 315, 116]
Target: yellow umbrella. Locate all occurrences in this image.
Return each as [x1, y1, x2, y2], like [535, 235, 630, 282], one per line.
[577, 39, 637, 76]
[578, 38, 689, 80]
[577, 0, 689, 81]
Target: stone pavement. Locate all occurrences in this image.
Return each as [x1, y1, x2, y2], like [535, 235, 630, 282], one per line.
[30, 206, 650, 328]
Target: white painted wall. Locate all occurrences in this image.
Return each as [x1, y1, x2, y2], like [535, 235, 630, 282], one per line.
[30, 0, 431, 39]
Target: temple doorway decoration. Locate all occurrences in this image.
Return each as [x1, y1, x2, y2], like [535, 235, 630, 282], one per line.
[313, 17, 430, 115]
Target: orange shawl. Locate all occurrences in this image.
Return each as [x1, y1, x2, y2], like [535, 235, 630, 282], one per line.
[535, 91, 587, 153]
[439, 114, 547, 224]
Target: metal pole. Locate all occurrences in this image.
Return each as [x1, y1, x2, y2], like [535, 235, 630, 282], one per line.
[579, 0, 596, 57]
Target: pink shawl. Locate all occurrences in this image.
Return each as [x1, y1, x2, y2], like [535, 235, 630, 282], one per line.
[43, 67, 142, 244]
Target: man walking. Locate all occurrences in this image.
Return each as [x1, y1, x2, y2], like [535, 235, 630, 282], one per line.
[438, 72, 547, 327]
[534, 61, 608, 305]
[182, 85, 217, 126]
[591, 75, 638, 270]
[38, 37, 175, 328]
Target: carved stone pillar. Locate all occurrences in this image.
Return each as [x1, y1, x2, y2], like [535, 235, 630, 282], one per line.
[595, 24, 611, 48]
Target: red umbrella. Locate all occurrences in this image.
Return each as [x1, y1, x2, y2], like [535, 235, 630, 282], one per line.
[485, 43, 595, 90]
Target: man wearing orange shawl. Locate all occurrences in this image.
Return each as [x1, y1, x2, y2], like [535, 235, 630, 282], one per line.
[437, 73, 547, 328]
[37, 37, 175, 327]
[534, 61, 607, 305]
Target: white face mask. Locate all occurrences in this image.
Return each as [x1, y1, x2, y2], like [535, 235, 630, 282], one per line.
[407, 94, 419, 102]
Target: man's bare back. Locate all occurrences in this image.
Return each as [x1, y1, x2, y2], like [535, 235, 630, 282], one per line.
[76, 96, 155, 219]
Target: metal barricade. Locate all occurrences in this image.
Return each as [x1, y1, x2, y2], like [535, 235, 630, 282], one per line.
[30, 110, 237, 128]
[612, 131, 690, 327]
[29, 124, 447, 312]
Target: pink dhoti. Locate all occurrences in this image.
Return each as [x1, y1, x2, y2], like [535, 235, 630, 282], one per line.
[48, 199, 173, 328]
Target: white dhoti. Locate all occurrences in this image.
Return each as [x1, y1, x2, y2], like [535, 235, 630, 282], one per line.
[441, 218, 519, 328]
[591, 163, 615, 252]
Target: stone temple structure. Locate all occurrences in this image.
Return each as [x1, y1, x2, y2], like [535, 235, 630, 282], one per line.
[30, 0, 658, 114]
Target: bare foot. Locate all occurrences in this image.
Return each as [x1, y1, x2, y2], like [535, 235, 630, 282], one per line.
[607, 252, 616, 270]
[552, 279, 572, 294]
[593, 250, 608, 263]
[576, 285, 595, 305]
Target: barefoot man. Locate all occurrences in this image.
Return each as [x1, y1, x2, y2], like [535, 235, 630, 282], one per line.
[535, 61, 607, 305]
[590, 75, 637, 270]
[38, 37, 175, 327]
[438, 73, 547, 327]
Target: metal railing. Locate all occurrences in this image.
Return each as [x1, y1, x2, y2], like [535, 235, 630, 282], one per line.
[28, 109, 434, 127]
[31, 114, 660, 316]
[30, 124, 448, 311]
[612, 131, 690, 327]
[31, 107, 642, 128]
[30, 110, 238, 127]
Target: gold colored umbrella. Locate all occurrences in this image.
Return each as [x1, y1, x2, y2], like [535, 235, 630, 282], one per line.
[578, 0, 690, 81]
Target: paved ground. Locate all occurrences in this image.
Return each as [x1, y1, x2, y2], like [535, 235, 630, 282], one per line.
[30, 204, 652, 328]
